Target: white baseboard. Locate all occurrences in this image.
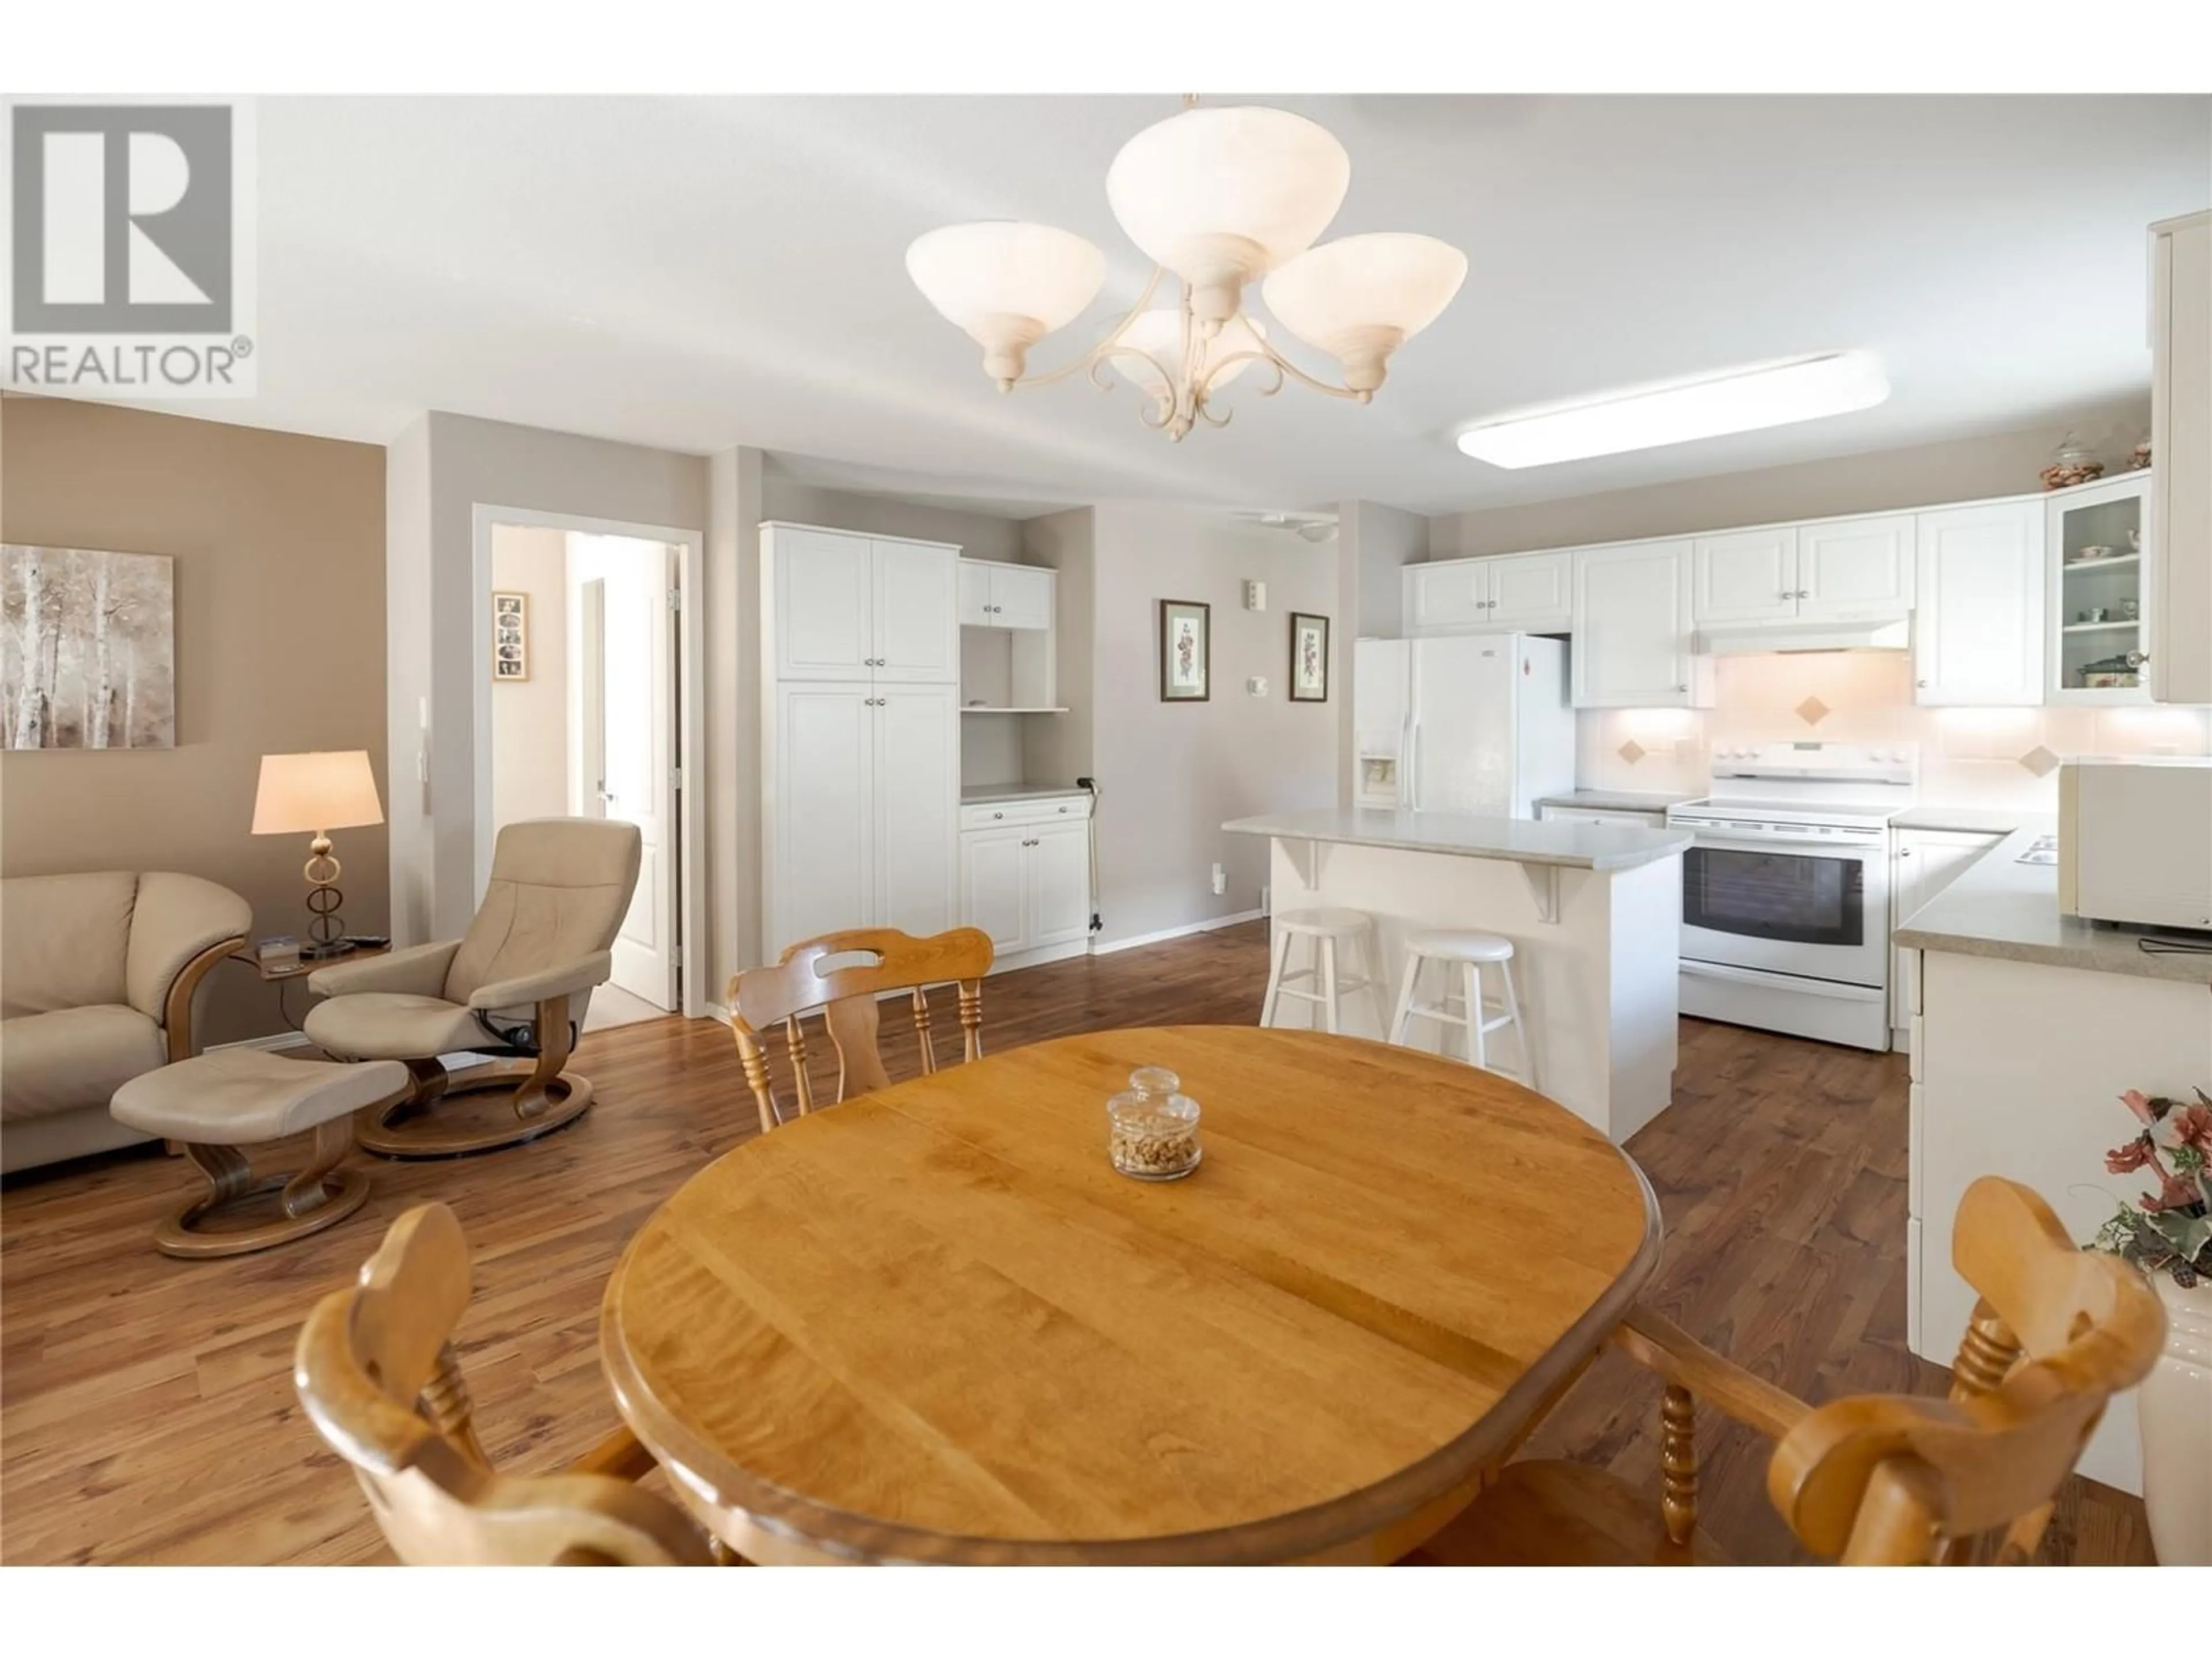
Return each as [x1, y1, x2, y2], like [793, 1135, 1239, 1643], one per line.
[210, 1029, 312, 1054]
[706, 1001, 732, 1025]
[1091, 908, 1267, 956]
[987, 940, 1090, 975]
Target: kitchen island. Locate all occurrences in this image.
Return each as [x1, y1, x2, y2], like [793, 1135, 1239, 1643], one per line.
[1896, 819, 2212, 1501]
[1224, 807, 1692, 1142]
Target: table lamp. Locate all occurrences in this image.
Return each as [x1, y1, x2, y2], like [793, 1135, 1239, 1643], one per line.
[251, 751, 384, 957]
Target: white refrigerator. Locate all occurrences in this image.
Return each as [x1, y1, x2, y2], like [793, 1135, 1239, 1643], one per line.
[1352, 634, 1574, 817]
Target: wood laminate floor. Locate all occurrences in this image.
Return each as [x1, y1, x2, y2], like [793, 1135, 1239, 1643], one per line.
[0, 921, 2153, 1565]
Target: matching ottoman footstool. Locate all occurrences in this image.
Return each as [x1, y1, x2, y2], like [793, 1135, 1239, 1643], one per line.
[110, 1050, 410, 1259]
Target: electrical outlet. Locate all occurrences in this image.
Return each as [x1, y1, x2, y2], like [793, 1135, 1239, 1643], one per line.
[1210, 863, 1227, 896]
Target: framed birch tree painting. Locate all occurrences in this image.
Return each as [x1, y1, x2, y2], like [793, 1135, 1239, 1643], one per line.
[2, 545, 176, 749]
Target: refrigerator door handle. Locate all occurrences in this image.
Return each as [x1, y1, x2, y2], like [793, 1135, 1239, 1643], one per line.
[1405, 720, 1419, 810]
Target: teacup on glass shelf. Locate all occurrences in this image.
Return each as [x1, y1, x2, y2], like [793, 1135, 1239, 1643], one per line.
[1107, 1067, 1202, 1181]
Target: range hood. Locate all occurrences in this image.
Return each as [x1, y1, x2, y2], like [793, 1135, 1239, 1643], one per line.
[1694, 615, 1911, 655]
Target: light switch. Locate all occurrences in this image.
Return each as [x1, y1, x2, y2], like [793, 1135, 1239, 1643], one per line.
[1244, 579, 1266, 611]
[1247, 676, 1268, 696]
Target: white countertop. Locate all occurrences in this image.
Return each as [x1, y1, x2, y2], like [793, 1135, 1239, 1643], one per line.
[960, 782, 1089, 805]
[1222, 807, 1692, 871]
[1895, 814, 2212, 986]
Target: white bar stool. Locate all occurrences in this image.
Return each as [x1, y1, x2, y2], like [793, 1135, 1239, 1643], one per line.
[1260, 908, 1388, 1036]
[1388, 929, 1536, 1088]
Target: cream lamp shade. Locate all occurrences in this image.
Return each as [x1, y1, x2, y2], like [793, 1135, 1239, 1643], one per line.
[1108, 310, 1269, 401]
[251, 751, 384, 836]
[905, 221, 1106, 387]
[1105, 106, 1350, 322]
[1260, 232, 1469, 393]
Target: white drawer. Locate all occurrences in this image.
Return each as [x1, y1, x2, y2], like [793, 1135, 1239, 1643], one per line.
[960, 794, 1091, 831]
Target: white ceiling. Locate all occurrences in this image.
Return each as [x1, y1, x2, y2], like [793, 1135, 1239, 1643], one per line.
[122, 94, 2212, 517]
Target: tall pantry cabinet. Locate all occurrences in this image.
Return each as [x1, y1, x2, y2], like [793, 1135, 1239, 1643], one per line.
[760, 523, 961, 957]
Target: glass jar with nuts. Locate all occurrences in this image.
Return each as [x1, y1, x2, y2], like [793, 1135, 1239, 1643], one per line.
[1107, 1066, 1201, 1181]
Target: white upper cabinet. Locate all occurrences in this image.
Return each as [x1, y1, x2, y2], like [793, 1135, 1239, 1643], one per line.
[1692, 528, 1798, 624]
[2150, 211, 2210, 707]
[988, 564, 1054, 630]
[2048, 472, 2152, 706]
[1691, 516, 1914, 625]
[1797, 514, 1916, 618]
[959, 559, 1055, 631]
[1912, 501, 2044, 706]
[1572, 540, 1709, 708]
[766, 524, 959, 684]
[1407, 561, 1487, 632]
[956, 560, 993, 628]
[770, 525, 875, 680]
[1406, 551, 1570, 632]
[870, 539, 960, 682]
[1483, 552, 1573, 630]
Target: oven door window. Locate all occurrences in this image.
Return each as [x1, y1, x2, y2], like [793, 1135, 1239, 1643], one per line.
[1685, 846, 1864, 947]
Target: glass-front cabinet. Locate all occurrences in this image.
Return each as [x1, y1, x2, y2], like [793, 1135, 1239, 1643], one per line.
[2047, 471, 2152, 705]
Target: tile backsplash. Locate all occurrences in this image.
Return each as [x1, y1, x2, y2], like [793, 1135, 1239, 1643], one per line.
[1577, 653, 2212, 808]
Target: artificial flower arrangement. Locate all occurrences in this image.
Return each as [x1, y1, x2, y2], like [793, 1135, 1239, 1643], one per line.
[2091, 1088, 2212, 1288]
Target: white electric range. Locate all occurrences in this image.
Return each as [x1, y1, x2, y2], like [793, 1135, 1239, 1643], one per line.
[1666, 741, 1919, 1051]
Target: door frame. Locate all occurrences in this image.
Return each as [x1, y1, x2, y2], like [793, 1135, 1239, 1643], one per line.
[470, 503, 708, 1018]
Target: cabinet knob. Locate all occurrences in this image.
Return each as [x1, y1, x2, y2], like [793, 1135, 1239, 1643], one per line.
[1797, 589, 1810, 599]
[1899, 847, 1912, 857]
[1676, 684, 1688, 693]
[993, 811, 1004, 819]
[1916, 679, 1929, 688]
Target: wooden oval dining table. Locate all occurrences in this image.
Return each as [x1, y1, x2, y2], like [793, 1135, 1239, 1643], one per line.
[600, 1025, 1661, 1565]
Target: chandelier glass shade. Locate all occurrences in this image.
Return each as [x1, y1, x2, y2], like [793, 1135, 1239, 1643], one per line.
[906, 101, 1465, 441]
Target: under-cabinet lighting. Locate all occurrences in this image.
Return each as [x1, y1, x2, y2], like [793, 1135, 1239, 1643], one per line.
[1456, 352, 1889, 469]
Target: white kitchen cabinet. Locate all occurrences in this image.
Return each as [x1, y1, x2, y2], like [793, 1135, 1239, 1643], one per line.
[764, 522, 959, 685]
[1406, 561, 1487, 632]
[767, 680, 958, 955]
[959, 559, 1054, 631]
[1571, 540, 1711, 709]
[873, 684, 960, 937]
[1692, 528, 1798, 624]
[1483, 552, 1573, 629]
[1025, 823, 1092, 947]
[1889, 827, 2002, 1043]
[957, 560, 993, 628]
[2150, 210, 2210, 708]
[2047, 472, 2153, 706]
[1692, 517, 1915, 626]
[763, 525, 960, 958]
[770, 683, 877, 949]
[958, 825, 1029, 950]
[1912, 502, 2044, 707]
[1537, 804, 1669, 828]
[1797, 514, 1916, 619]
[958, 799, 1091, 965]
[1405, 552, 1571, 633]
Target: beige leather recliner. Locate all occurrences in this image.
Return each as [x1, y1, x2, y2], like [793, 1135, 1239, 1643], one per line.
[304, 817, 642, 1157]
[2, 870, 253, 1173]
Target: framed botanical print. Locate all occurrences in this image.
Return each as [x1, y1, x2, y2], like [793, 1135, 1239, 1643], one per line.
[1158, 599, 1210, 702]
[1289, 612, 1330, 702]
[492, 592, 529, 681]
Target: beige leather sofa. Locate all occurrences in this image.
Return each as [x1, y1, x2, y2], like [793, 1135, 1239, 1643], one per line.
[1, 871, 252, 1173]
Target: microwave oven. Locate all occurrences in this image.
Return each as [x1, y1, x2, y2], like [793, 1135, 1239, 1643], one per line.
[2057, 757, 2212, 932]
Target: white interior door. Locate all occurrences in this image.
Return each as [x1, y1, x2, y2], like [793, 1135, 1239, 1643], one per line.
[585, 539, 679, 1010]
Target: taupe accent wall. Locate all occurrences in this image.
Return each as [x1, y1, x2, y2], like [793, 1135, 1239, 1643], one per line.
[0, 395, 388, 1045]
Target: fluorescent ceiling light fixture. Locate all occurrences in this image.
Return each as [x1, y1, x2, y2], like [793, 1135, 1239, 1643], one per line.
[1456, 352, 1890, 469]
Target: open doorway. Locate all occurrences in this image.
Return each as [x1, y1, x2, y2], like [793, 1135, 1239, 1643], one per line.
[477, 512, 704, 1024]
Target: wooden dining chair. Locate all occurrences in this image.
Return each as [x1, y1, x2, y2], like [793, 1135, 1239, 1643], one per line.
[729, 926, 995, 1135]
[1407, 1176, 2166, 1566]
[294, 1202, 714, 1565]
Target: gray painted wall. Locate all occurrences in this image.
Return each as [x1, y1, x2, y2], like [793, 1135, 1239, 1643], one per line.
[1086, 506, 1339, 947]
[760, 479, 1026, 561]
[385, 412, 709, 945]
[1017, 508, 1096, 791]
[1425, 401, 2150, 559]
[1335, 499, 1427, 804]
